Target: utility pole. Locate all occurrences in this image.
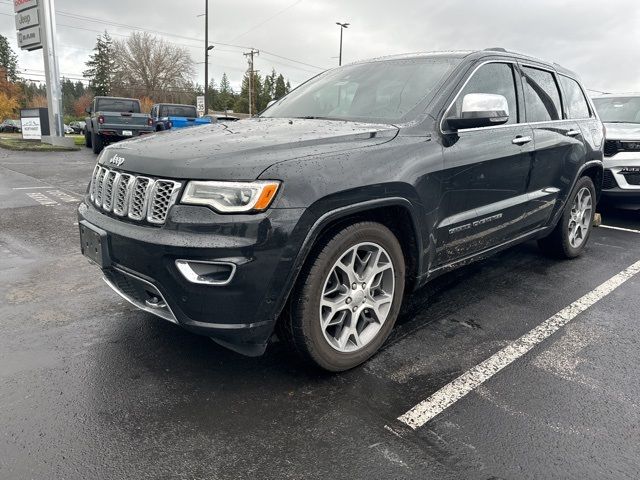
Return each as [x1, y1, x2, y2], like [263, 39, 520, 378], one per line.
[336, 22, 349, 66]
[203, 0, 213, 115]
[243, 49, 259, 116]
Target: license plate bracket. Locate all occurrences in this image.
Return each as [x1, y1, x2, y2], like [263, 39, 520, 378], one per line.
[122, 130, 133, 136]
[79, 220, 111, 268]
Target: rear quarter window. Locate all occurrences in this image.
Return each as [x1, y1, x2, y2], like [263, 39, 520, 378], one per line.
[559, 76, 590, 119]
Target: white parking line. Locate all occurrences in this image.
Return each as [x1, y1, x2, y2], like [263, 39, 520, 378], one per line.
[12, 186, 50, 190]
[396, 259, 640, 430]
[46, 190, 79, 203]
[25, 192, 58, 206]
[600, 225, 640, 234]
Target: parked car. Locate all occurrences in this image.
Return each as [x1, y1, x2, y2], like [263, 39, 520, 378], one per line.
[69, 121, 86, 135]
[64, 124, 74, 135]
[592, 94, 640, 209]
[151, 103, 211, 131]
[84, 96, 154, 154]
[203, 113, 241, 123]
[78, 48, 603, 371]
[0, 119, 22, 133]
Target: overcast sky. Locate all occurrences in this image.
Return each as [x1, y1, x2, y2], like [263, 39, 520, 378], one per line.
[2, 0, 639, 94]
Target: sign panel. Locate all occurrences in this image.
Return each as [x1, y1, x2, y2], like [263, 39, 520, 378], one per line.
[13, 0, 37, 13]
[196, 96, 205, 114]
[21, 117, 42, 140]
[15, 6, 39, 30]
[17, 25, 41, 49]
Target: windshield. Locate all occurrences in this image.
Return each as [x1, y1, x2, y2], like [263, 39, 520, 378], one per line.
[592, 97, 640, 124]
[97, 99, 141, 113]
[261, 57, 460, 124]
[161, 105, 197, 117]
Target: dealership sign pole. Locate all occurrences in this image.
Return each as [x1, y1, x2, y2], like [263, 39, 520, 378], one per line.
[14, 0, 67, 144]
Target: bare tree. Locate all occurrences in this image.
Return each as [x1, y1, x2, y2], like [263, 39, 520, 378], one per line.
[112, 32, 195, 102]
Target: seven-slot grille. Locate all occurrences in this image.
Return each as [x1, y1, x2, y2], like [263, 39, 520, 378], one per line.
[89, 165, 182, 225]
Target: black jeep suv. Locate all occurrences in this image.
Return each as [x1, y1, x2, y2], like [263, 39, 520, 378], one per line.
[79, 49, 604, 371]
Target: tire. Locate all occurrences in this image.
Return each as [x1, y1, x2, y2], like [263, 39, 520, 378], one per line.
[538, 176, 596, 259]
[91, 132, 104, 154]
[281, 222, 406, 372]
[85, 130, 92, 148]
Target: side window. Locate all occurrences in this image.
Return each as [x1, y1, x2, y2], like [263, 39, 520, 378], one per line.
[521, 66, 562, 122]
[448, 63, 518, 125]
[559, 76, 590, 119]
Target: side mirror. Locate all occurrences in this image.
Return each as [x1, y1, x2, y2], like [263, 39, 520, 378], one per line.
[447, 93, 509, 130]
[85, 107, 91, 114]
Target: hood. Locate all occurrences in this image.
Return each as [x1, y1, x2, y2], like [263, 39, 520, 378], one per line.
[99, 117, 398, 180]
[603, 122, 640, 141]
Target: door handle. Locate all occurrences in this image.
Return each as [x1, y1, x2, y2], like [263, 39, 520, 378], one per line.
[512, 136, 532, 145]
[566, 130, 581, 137]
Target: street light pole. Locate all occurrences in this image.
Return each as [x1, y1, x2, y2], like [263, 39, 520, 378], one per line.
[204, 0, 209, 114]
[336, 22, 349, 66]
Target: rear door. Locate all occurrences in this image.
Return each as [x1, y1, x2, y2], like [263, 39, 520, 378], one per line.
[520, 65, 587, 226]
[436, 61, 535, 266]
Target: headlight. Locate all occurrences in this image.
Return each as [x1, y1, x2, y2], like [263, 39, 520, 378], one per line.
[181, 180, 280, 213]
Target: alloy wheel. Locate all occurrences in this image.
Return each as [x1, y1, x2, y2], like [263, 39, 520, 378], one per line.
[319, 242, 395, 353]
[568, 187, 593, 249]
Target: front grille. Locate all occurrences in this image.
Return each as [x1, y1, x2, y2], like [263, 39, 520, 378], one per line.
[603, 140, 620, 157]
[623, 172, 640, 186]
[89, 165, 181, 225]
[602, 169, 618, 190]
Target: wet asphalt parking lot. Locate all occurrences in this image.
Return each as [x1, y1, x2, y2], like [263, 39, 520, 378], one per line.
[1, 146, 639, 480]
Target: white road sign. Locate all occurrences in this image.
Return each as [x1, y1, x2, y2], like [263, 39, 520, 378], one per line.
[15, 6, 39, 30]
[17, 25, 41, 49]
[21, 117, 42, 140]
[13, 0, 37, 13]
[196, 96, 205, 114]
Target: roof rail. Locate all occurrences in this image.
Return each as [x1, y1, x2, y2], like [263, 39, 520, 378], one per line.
[484, 47, 507, 52]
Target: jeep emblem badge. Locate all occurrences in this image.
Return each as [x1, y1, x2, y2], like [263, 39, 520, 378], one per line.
[109, 154, 125, 167]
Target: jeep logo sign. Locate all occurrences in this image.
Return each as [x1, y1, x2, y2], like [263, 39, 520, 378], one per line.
[15, 6, 39, 30]
[109, 154, 126, 167]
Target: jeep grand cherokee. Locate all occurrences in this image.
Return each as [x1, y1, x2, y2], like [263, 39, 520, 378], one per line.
[78, 49, 604, 371]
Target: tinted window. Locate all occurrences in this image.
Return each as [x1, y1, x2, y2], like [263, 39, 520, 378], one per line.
[559, 76, 590, 119]
[521, 67, 562, 122]
[160, 105, 197, 117]
[96, 99, 141, 113]
[448, 63, 518, 125]
[592, 97, 640, 124]
[262, 58, 460, 124]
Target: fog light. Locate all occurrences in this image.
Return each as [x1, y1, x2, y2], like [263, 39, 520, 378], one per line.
[175, 260, 236, 286]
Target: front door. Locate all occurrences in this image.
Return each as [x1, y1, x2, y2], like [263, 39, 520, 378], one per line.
[435, 61, 534, 266]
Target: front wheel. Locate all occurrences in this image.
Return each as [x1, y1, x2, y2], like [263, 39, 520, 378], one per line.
[538, 176, 596, 259]
[281, 222, 405, 371]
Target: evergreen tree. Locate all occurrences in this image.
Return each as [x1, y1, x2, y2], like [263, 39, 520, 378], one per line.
[0, 34, 19, 82]
[285, 80, 291, 94]
[83, 31, 115, 96]
[274, 74, 287, 100]
[218, 73, 234, 111]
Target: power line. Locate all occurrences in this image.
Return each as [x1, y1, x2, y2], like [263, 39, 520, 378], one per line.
[230, 0, 303, 42]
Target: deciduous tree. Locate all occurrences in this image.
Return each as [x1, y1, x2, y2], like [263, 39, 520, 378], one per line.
[112, 32, 195, 101]
[0, 92, 19, 120]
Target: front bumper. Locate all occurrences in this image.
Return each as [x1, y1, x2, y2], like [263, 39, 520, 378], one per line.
[602, 153, 640, 209]
[78, 200, 309, 355]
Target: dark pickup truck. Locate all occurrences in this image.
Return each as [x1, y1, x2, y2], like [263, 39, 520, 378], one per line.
[151, 103, 211, 131]
[85, 97, 154, 154]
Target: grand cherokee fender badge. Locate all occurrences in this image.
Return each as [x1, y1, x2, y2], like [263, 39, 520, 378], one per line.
[109, 153, 125, 167]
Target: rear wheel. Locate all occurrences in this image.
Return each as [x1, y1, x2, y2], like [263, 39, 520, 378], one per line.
[281, 222, 405, 371]
[85, 129, 92, 148]
[91, 132, 104, 154]
[538, 176, 596, 259]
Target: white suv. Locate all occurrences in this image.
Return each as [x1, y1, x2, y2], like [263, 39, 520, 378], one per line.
[592, 94, 640, 209]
